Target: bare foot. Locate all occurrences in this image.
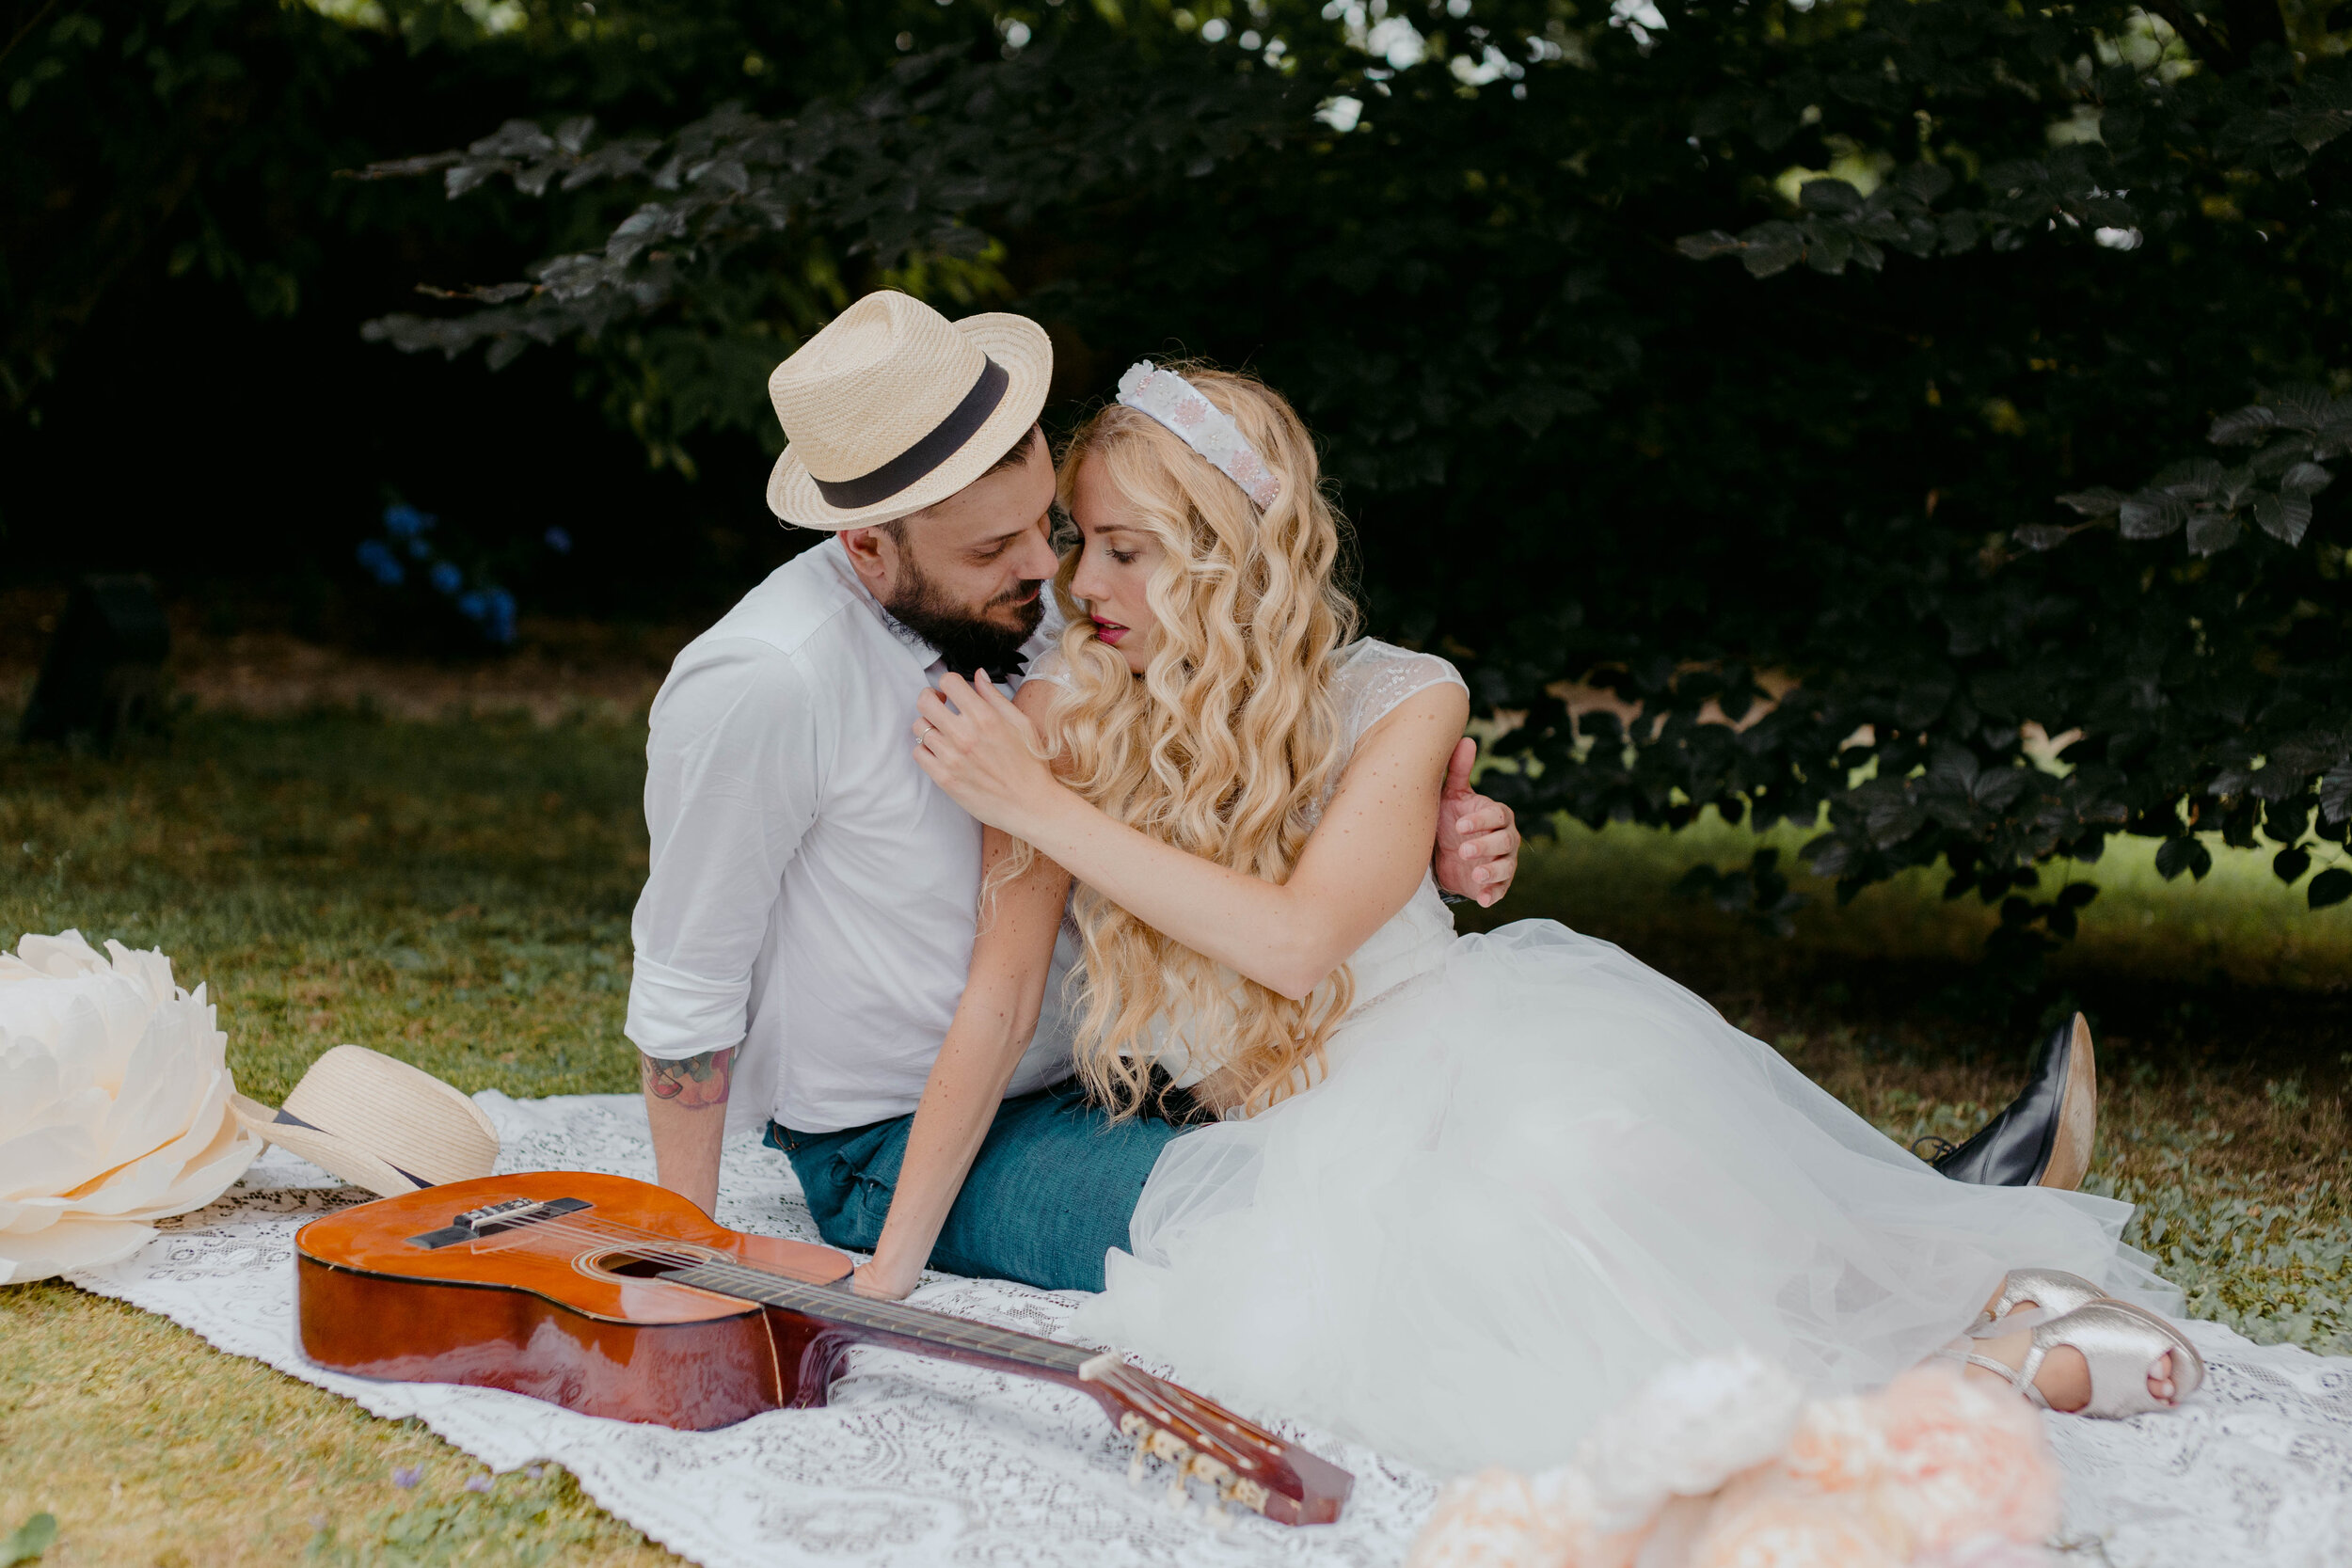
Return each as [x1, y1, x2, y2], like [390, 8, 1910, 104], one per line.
[1953, 1298, 2179, 1410]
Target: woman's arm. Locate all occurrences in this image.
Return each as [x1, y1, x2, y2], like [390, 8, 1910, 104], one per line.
[852, 825, 1072, 1299]
[916, 673, 1467, 1001]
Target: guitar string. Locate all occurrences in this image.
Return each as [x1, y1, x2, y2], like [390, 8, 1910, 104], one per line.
[503, 1215, 1288, 1465]
[421, 1205, 1292, 1471]
[455, 1212, 1096, 1373]
[490, 1213, 1073, 1359]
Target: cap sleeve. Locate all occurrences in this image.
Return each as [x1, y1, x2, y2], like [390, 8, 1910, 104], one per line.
[1330, 640, 1468, 753]
[1018, 646, 1075, 691]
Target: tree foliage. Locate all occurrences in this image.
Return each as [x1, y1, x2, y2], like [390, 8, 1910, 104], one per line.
[14, 0, 2352, 968]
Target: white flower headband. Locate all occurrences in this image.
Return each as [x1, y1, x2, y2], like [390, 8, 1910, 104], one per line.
[1115, 361, 1282, 511]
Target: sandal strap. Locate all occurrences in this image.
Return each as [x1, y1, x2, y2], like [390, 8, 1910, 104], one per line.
[1932, 1344, 2053, 1408]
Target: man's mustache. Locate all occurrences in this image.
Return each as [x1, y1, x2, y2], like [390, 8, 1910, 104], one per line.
[989, 580, 1047, 610]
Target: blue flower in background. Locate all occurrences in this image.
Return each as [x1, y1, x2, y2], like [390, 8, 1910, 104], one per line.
[484, 586, 517, 645]
[430, 562, 464, 596]
[356, 539, 406, 587]
[383, 503, 436, 540]
[456, 586, 519, 646]
[543, 526, 573, 555]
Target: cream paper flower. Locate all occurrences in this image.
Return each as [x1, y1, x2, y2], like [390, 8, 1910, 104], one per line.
[0, 930, 261, 1283]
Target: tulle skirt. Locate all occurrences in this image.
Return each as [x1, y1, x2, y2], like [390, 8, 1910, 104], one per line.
[1070, 921, 2177, 1478]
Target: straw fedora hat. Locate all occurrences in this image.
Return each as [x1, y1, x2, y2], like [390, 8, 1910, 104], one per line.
[765, 289, 1052, 530]
[229, 1045, 499, 1196]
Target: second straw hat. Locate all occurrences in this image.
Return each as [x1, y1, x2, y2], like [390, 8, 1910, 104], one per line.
[230, 1044, 499, 1197]
[765, 290, 1052, 531]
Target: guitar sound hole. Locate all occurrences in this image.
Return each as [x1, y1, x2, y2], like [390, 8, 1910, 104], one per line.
[580, 1245, 721, 1281]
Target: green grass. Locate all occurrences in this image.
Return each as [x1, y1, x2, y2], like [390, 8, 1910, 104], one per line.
[2, 710, 649, 1106]
[3, 709, 2349, 1562]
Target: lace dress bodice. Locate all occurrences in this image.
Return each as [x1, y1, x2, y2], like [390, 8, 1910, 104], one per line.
[1146, 640, 1467, 1095]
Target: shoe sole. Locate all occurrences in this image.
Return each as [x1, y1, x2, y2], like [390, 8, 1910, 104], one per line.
[2034, 1013, 2097, 1191]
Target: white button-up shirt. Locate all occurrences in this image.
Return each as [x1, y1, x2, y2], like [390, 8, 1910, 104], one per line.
[626, 537, 1078, 1136]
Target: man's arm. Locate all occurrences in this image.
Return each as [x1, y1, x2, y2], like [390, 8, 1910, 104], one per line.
[642, 1046, 737, 1215]
[628, 639, 820, 1214]
[853, 826, 1072, 1299]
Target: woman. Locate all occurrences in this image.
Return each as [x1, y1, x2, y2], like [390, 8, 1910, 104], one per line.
[911, 361, 2200, 1478]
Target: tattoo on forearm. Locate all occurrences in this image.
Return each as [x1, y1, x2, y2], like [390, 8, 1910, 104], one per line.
[642, 1046, 736, 1110]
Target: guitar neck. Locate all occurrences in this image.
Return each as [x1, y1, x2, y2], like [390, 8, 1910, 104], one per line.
[662, 1259, 1097, 1378]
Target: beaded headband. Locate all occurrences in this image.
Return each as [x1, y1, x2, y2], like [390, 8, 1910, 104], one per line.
[1115, 362, 1282, 511]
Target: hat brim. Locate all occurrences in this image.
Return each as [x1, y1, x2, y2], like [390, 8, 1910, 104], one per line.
[767, 312, 1053, 531]
[230, 1091, 436, 1197]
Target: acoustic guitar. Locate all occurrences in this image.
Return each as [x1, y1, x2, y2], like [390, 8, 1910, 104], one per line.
[294, 1171, 1352, 1527]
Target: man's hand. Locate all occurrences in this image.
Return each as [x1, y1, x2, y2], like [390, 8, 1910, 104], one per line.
[1434, 737, 1520, 909]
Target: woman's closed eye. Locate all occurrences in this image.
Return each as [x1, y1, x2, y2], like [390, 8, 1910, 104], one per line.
[1105, 547, 1140, 565]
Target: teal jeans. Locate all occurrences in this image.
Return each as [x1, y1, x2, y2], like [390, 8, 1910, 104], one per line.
[767, 1078, 1197, 1292]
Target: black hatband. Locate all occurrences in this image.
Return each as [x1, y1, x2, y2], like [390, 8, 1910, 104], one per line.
[813, 356, 1010, 511]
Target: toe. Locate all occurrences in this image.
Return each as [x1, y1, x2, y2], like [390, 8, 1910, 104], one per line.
[2149, 1352, 2175, 1404]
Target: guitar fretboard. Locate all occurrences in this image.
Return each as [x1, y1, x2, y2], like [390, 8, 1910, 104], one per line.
[663, 1260, 1097, 1376]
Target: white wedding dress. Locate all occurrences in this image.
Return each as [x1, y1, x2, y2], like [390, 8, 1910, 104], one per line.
[1070, 640, 2178, 1478]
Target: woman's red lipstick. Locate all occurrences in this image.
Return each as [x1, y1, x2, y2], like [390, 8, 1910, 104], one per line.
[1091, 617, 1128, 647]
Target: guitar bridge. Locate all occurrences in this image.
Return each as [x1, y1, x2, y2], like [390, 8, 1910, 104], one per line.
[407, 1196, 590, 1249]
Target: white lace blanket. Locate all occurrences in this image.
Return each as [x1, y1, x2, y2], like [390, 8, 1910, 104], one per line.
[66, 1095, 2352, 1568]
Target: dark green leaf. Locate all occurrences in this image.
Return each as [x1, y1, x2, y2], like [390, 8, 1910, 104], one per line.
[2154, 837, 2212, 880]
[2208, 405, 2278, 446]
[2309, 868, 2352, 909]
[2279, 462, 2334, 497]
[2056, 487, 2124, 517]
[1798, 178, 1864, 216]
[2253, 492, 2313, 546]
[2118, 489, 2184, 539]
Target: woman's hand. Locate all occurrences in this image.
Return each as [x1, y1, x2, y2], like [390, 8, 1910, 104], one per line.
[850, 1257, 920, 1301]
[913, 673, 1065, 838]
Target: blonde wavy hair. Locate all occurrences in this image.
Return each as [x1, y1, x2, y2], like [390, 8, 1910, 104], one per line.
[991, 366, 1361, 1119]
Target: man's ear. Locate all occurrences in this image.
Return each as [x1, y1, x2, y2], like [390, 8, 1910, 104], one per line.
[839, 524, 899, 594]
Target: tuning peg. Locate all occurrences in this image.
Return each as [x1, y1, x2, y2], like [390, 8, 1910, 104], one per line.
[1202, 1474, 1241, 1531]
[1164, 1452, 1197, 1514]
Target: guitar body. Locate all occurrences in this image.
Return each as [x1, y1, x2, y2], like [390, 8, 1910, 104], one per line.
[295, 1171, 1353, 1525]
[298, 1172, 854, 1430]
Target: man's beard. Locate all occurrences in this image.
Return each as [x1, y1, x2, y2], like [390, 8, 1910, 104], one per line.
[883, 560, 1047, 681]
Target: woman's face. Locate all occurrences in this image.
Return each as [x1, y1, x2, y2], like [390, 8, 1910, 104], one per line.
[1065, 453, 1164, 674]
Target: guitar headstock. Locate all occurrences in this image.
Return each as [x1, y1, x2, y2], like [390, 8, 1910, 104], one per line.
[1077, 1354, 1352, 1528]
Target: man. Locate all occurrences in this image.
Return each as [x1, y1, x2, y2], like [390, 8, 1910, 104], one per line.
[626, 291, 1524, 1298]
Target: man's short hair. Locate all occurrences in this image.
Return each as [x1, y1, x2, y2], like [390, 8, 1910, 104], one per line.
[880, 422, 1042, 543]
[982, 421, 1042, 478]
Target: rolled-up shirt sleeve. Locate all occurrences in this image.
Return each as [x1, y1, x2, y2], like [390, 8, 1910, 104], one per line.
[626, 637, 822, 1062]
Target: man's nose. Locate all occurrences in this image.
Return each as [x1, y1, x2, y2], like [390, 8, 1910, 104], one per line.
[1012, 528, 1060, 582]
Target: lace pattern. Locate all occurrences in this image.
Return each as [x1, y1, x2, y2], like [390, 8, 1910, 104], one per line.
[1331, 641, 1467, 767]
[68, 1093, 1440, 1567]
[67, 1092, 2352, 1567]
[64, 1100, 2352, 1560]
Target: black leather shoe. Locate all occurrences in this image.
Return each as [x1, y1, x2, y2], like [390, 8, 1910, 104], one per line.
[1915, 1014, 2097, 1189]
